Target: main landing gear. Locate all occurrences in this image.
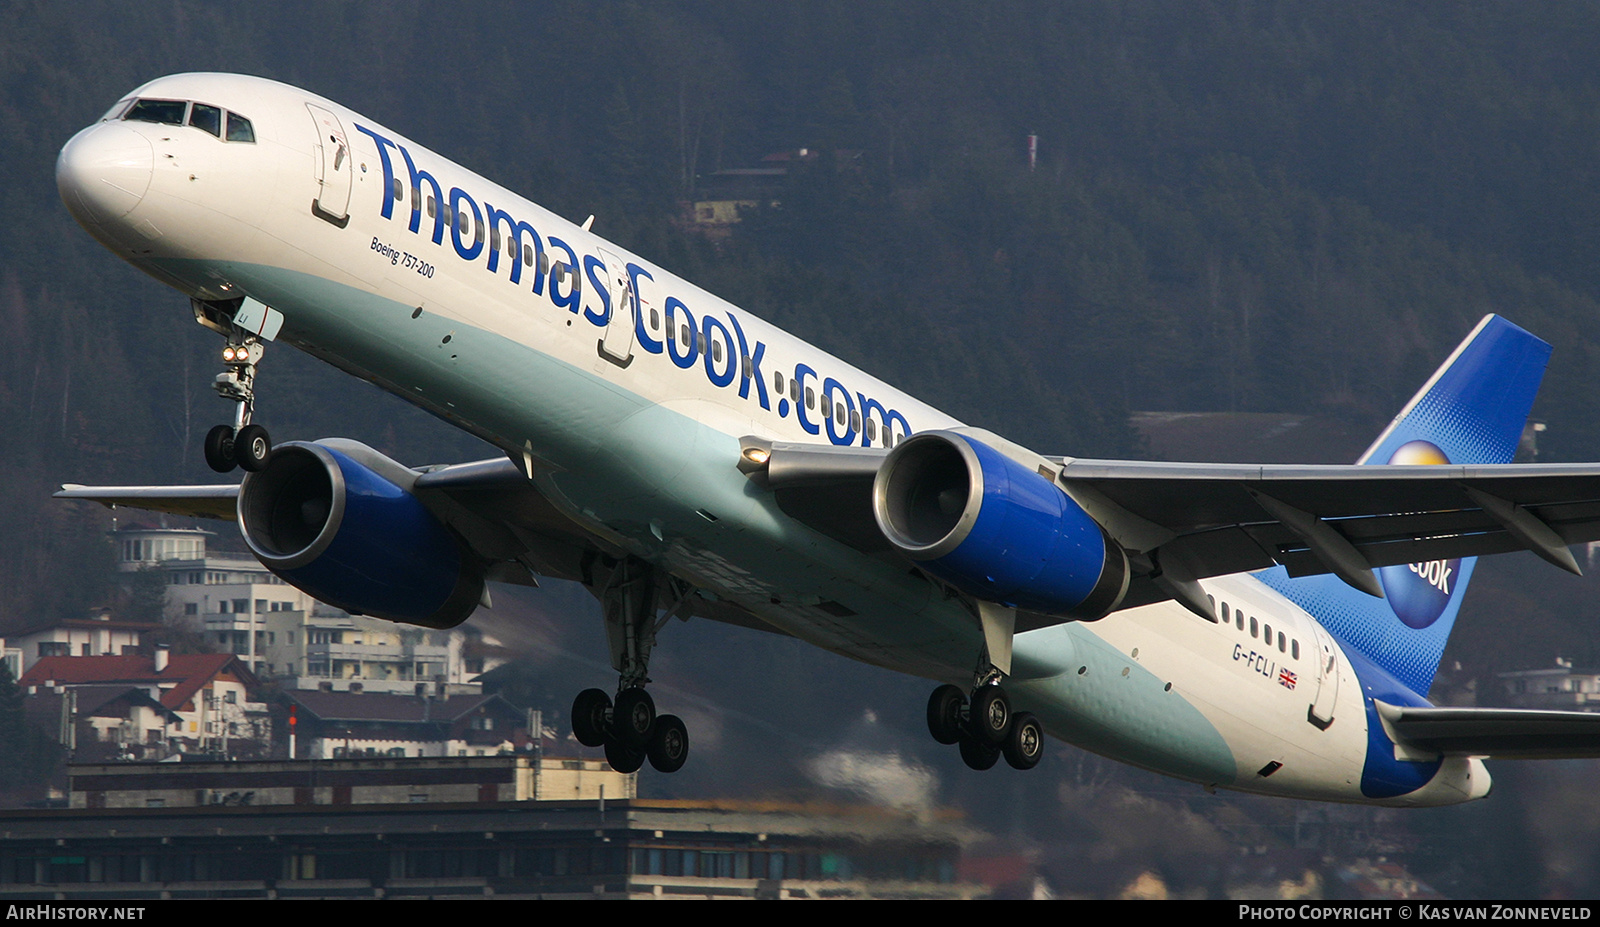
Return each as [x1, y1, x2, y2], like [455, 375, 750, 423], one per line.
[572, 685, 689, 774]
[927, 680, 1045, 771]
[570, 557, 693, 774]
[203, 335, 272, 474]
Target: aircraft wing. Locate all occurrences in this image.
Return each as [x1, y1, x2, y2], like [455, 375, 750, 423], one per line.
[56, 458, 601, 585]
[1377, 702, 1600, 759]
[54, 483, 240, 521]
[55, 454, 790, 636]
[1054, 458, 1600, 580]
[756, 442, 1600, 610]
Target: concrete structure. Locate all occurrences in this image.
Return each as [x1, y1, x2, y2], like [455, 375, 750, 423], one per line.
[1499, 658, 1600, 710]
[113, 525, 487, 694]
[0, 796, 979, 899]
[69, 756, 632, 809]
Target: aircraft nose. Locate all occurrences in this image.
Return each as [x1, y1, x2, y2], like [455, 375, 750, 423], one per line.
[56, 123, 154, 226]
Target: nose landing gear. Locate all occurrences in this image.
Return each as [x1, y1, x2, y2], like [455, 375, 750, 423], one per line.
[203, 336, 272, 474]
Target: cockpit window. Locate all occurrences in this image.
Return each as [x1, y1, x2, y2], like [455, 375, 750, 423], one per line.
[226, 112, 255, 143]
[102, 98, 134, 122]
[189, 103, 222, 138]
[124, 99, 188, 126]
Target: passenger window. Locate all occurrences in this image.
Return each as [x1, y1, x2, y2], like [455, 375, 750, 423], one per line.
[1278, 632, 1286, 653]
[821, 398, 831, 419]
[713, 340, 723, 364]
[806, 387, 815, 409]
[523, 244, 534, 266]
[836, 404, 846, 426]
[651, 309, 660, 329]
[538, 253, 550, 274]
[427, 196, 436, 218]
[125, 99, 187, 125]
[225, 112, 255, 143]
[392, 179, 404, 202]
[1292, 640, 1300, 660]
[1249, 617, 1258, 638]
[456, 209, 468, 235]
[1236, 611, 1244, 631]
[188, 103, 222, 137]
[679, 324, 690, 347]
[866, 418, 877, 441]
[1220, 602, 1230, 624]
[490, 227, 500, 251]
[741, 355, 752, 380]
[774, 371, 785, 394]
[1264, 623, 1273, 644]
[443, 203, 455, 228]
[790, 380, 799, 403]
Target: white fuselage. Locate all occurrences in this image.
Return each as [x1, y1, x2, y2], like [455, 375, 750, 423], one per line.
[57, 73, 1489, 806]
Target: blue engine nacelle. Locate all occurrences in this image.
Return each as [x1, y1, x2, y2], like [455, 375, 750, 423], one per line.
[237, 442, 484, 629]
[872, 431, 1128, 618]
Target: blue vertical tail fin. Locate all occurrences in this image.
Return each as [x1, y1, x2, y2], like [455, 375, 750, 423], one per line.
[1256, 315, 1552, 697]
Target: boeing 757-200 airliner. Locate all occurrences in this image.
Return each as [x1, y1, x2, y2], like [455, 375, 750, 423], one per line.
[51, 73, 1600, 804]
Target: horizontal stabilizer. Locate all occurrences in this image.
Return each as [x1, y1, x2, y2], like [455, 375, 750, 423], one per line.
[1378, 701, 1600, 759]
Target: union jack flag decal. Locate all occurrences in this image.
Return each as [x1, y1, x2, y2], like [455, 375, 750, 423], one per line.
[1278, 668, 1298, 690]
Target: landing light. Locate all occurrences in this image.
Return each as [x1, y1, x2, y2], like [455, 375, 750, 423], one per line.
[222, 346, 238, 362]
[742, 447, 771, 466]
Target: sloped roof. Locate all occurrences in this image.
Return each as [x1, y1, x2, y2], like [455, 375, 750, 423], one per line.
[10, 615, 163, 636]
[283, 689, 514, 724]
[20, 653, 258, 710]
[69, 685, 184, 723]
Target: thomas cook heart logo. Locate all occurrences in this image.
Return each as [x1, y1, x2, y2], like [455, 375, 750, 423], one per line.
[1377, 440, 1460, 629]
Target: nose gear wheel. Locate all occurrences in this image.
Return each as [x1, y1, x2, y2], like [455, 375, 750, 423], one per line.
[200, 325, 272, 473]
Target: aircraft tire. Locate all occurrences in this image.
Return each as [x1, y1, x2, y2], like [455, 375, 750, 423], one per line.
[204, 424, 236, 473]
[969, 685, 1011, 745]
[1003, 711, 1044, 770]
[613, 686, 657, 748]
[572, 688, 612, 747]
[647, 714, 689, 773]
[604, 735, 646, 774]
[235, 424, 272, 472]
[927, 685, 966, 745]
[958, 733, 1001, 771]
